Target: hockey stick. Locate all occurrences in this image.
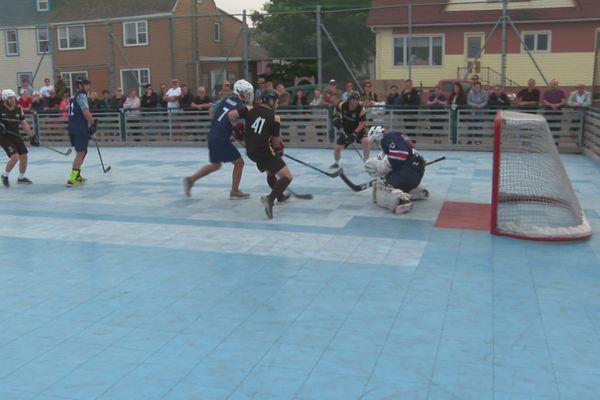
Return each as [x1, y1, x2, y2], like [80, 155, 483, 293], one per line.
[92, 137, 111, 173]
[284, 154, 342, 178]
[338, 157, 449, 192]
[350, 142, 365, 162]
[288, 188, 313, 200]
[2, 127, 72, 156]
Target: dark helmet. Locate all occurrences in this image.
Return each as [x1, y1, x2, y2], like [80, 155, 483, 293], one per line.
[261, 88, 278, 106]
[75, 76, 91, 86]
[348, 91, 361, 102]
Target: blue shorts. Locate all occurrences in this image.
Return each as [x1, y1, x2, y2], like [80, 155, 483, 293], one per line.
[69, 130, 89, 152]
[208, 140, 241, 164]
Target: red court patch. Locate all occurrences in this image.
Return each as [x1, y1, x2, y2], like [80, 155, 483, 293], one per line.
[435, 201, 491, 231]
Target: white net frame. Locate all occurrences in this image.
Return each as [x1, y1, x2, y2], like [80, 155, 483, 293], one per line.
[491, 111, 592, 241]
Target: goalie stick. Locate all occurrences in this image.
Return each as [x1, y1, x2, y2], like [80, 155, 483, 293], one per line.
[339, 156, 447, 192]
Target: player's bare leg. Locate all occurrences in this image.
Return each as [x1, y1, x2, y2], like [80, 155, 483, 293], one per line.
[361, 136, 371, 160]
[332, 144, 344, 168]
[183, 162, 222, 197]
[230, 157, 249, 199]
[262, 166, 292, 219]
[2, 154, 19, 186]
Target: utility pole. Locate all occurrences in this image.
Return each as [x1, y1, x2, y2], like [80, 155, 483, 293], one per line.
[501, 0, 507, 88]
[192, 0, 199, 88]
[408, 3, 412, 80]
[316, 5, 323, 87]
[243, 10, 249, 80]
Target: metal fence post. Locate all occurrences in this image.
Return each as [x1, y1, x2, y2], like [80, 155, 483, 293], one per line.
[120, 110, 127, 142]
[451, 108, 459, 145]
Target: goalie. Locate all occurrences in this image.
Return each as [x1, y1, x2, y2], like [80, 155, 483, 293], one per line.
[365, 126, 429, 214]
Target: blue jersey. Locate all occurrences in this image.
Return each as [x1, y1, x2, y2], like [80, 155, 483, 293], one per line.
[67, 91, 89, 134]
[380, 131, 422, 171]
[209, 96, 245, 143]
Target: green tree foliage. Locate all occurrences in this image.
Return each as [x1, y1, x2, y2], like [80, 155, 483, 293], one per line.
[251, 1, 374, 85]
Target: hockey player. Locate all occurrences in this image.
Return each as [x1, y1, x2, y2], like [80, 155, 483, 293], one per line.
[0, 89, 38, 187]
[66, 77, 96, 187]
[243, 88, 293, 219]
[365, 126, 429, 214]
[330, 91, 369, 169]
[183, 79, 254, 200]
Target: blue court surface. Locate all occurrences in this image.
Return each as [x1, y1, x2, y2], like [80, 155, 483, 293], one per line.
[1, 147, 599, 400]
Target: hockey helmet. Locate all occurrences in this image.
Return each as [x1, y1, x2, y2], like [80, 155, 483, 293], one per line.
[233, 79, 254, 104]
[1, 89, 17, 101]
[348, 91, 361, 102]
[75, 76, 91, 86]
[261, 88, 279, 107]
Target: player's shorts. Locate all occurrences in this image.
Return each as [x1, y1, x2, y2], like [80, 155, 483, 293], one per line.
[247, 150, 286, 174]
[69, 130, 89, 153]
[336, 129, 367, 146]
[0, 134, 28, 157]
[385, 163, 424, 192]
[208, 139, 241, 164]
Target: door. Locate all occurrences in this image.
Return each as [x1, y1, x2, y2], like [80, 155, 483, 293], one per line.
[465, 33, 484, 74]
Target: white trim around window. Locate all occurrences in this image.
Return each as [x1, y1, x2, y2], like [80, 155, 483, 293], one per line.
[37, 0, 49, 12]
[36, 28, 50, 54]
[120, 68, 151, 95]
[213, 22, 221, 43]
[392, 33, 445, 68]
[521, 31, 551, 53]
[5, 30, 19, 57]
[61, 71, 88, 93]
[58, 25, 86, 50]
[123, 21, 149, 47]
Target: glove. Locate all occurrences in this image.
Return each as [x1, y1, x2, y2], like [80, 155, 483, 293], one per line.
[88, 119, 98, 139]
[344, 131, 358, 148]
[333, 115, 343, 130]
[30, 135, 40, 147]
[232, 122, 245, 141]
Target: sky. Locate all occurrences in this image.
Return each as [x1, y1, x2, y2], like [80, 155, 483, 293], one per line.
[215, 0, 267, 16]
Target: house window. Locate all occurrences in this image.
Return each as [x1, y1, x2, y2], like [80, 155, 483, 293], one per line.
[120, 68, 151, 96]
[58, 25, 86, 50]
[522, 32, 550, 52]
[123, 21, 148, 46]
[17, 72, 33, 89]
[37, 28, 50, 54]
[467, 36, 482, 59]
[394, 35, 443, 67]
[61, 71, 88, 94]
[214, 22, 221, 43]
[5, 30, 19, 56]
[37, 0, 49, 11]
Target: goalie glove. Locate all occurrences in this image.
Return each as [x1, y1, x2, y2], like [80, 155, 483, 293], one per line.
[364, 155, 392, 177]
[232, 122, 245, 141]
[29, 135, 40, 147]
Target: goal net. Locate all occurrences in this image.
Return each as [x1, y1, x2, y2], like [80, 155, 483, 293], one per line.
[491, 111, 592, 241]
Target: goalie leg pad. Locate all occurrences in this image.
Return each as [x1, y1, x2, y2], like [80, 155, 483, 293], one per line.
[409, 185, 430, 200]
[373, 180, 413, 213]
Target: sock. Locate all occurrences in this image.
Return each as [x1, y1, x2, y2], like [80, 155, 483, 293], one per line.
[2, 171, 8, 178]
[18, 173, 25, 179]
[266, 174, 276, 189]
[69, 169, 80, 181]
[269, 177, 291, 202]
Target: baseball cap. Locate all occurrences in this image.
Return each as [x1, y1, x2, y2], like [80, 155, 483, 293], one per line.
[20, 89, 28, 94]
[33, 91, 40, 96]
[329, 79, 336, 84]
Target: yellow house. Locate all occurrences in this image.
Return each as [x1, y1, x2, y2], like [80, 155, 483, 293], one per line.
[368, 0, 600, 94]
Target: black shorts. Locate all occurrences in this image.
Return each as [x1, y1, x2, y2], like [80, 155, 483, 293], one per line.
[0, 135, 28, 157]
[248, 150, 286, 174]
[336, 129, 367, 146]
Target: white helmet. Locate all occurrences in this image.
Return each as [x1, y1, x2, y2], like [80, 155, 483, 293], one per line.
[233, 79, 254, 104]
[1, 89, 17, 101]
[368, 125, 385, 143]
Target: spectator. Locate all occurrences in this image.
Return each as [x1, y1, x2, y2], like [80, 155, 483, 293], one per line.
[323, 79, 342, 105]
[276, 83, 291, 107]
[165, 78, 181, 110]
[59, 92, 69, 115]
[254, 77, 266, 104]
[30, 91, 46, 113]
[468, 81, 488, 108]
[488, 85, 510, 108]
[179, 84, 193, 109]
[542, 79, 566, 110]
[567, 83, 592, 108]
[470, 74, 481, 86]
[45, 89, 61, 110]
[191, 86, 212, 111]
[427, 85, 447, 106]
[516, 79, 541, 107]
[99, 89, 111, 109]
[159, 83, 168, 108]
[110, 87, 126, 109]
[88, 90, 102, 109]
[399, 79, 421, 106]
[291, 88, 308, 107]
[362, 81, 378, 106]
[266, 81, 274, 90]
[39, 78, 54, 98]
[18, 89, 33, 111]
[342, 81, 354, 102]
[218, 80, 233, 100]
[386, 85, 400, 106]
[141, 84, 159, 109]
[309, 87, 324, 106]
[20, 80, 34, 96]
[447, 82, 467, 107]
[54, 75, 67, 98]
[123, 88, 141, 111]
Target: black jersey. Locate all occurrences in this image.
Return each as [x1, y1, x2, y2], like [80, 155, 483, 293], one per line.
[0, 103, 25, 135]
[244, 104, 281, 154]
[336, 101, 367, 134]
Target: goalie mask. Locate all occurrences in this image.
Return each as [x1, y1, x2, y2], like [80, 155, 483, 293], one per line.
[233, 79, 254, 104]
[368, 125, 385, 143]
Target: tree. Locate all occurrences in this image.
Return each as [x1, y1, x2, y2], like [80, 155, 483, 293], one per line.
[251, 1, 374, 87]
